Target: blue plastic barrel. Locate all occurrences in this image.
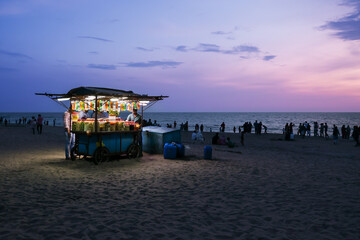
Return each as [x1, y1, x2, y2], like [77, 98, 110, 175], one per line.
[164, 143, 177, 159]
[204, 145, 212, 160]
[175, 143, 185, 157]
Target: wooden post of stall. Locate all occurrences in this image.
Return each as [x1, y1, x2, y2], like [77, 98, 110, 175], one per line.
[140, 102, 143, 155]
[69, 99, 72, 132]
[94, 96, 98, 133]
[141, 104, 143, 128]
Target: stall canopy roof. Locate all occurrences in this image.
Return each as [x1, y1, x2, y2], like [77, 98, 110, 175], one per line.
[36, 86, 168, 101]
[66, 87, 139, 97]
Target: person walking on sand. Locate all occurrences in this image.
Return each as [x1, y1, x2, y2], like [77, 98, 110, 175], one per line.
[346, 125, 351, 139]
[324, 123, 329, 138]
[314, 122, 319, 137]
[36, 114, 44, 134]
[306, 123, 311, 137]
[64, 108, 75, 160]
[320, 123, 324, 137]
[332, 124, 340, 144]
[263, 125, 268, 134]
[221, 122, 225, 132]
[341, 125, 346, 139]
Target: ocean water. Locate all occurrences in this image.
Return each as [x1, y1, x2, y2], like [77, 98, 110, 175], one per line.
[1, 112, 359, 134]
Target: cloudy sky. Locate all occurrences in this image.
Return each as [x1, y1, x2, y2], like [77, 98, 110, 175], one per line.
[0, 0, 359, 112]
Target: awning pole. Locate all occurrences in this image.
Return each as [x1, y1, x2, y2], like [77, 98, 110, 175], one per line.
[141, 104, 144, 128]
[95, 96, 98, 133]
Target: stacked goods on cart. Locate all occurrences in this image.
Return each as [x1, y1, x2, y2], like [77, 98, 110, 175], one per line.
[71, 115, 139, 132]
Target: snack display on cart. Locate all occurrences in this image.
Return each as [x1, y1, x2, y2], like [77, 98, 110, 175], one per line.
[70, 98, 141, 133]
[71, 118, 140, 133]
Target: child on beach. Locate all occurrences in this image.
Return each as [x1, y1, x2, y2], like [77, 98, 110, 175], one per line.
[226, 137, 235, 148]
[30, 117, 36, 135]
[192, 130, 204, 143]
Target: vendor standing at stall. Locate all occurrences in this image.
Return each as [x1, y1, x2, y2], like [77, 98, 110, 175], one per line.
[126, 108, 142, 125]
[64, 107, 75, 160]
[126, 108, 142, 156]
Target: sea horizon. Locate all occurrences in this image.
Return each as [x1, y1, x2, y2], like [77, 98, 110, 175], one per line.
[2, 112, 359, 134]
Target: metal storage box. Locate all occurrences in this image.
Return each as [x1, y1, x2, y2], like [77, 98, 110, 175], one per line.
[142, 126, 181, 154]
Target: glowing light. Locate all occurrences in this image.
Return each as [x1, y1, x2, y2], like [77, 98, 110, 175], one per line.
[58, 98, 70, 101]
[85, 96, 96, 100]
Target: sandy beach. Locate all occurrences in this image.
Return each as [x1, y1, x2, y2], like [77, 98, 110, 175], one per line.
[0, 125, 359, 239]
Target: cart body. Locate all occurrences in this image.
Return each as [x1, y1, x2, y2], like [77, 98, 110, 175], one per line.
[73, 130, 140, 157]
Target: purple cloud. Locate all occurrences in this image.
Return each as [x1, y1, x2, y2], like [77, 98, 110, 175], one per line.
[87, 64, 116, 70]
[223, 45, 260, 54]
[0, 50, 33, 60]
[211, 31, 232, 35]
[78, 36, 113, 42]
[175, 45, 189, 52]
[136, 47, 155, 52]
[321, 0, 360, 40]
[263, 55, 276, 61]
[122, 61, 182, 68]
[194, 43, 221, 52]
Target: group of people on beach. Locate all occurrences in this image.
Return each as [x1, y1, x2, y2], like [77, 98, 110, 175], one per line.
[230, 121, 268, 135]
[181, 120, 268, 135]
[283, 121, 360, 145]
[0, 115, 45, 135]
[211, 132, 244, 148]
[177, 119, 360, 147]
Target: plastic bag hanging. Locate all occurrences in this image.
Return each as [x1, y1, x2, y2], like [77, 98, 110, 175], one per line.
[80, 101, 85, 111]
[75, 101, 80, 111]
[104, 101, 107, 111]
[126, 103, 132, 111]
[98, 100, 102, 111]
[85, 101, 89, 111]
[121, 103, 126, 111]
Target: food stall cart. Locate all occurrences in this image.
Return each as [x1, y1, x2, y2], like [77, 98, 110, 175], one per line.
[36, 87, 167, 164]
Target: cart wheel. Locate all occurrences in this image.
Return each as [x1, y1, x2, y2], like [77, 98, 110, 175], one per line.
[127, 144, 140, 159]
[70, 145, 78, 161]
[93, 147, 110, 165]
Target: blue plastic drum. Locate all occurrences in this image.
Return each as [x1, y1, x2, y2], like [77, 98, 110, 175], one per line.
[204, 145, 212, 160]
[164, 143, 177, 159]
[175, 143, 185, 157]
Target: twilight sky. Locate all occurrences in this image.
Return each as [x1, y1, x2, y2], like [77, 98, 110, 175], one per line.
[0, 0, 359, 112]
